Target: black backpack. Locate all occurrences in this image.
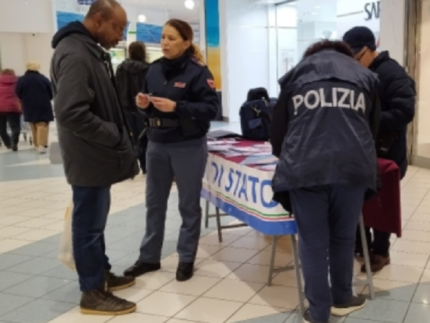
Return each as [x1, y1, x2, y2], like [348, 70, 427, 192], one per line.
[240, 88, 276, 141]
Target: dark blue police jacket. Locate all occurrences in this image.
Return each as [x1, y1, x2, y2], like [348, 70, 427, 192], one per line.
[142, 55, 219, 144]
[271, 49, 380, 196]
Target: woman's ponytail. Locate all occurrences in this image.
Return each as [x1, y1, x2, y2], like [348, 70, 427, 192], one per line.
[189, 43, 205, 65]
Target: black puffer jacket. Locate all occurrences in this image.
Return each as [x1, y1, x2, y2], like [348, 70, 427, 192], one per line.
[369, 51, 416, 178]
[116, 59, 149, 112]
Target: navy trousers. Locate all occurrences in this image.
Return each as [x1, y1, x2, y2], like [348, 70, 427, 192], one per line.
[139, 137, 207, 263]
[290, 184, 366, 322]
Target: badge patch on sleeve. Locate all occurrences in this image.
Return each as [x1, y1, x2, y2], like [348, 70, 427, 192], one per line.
[207, 79, 215, 89]
[174, 82, 186, 88]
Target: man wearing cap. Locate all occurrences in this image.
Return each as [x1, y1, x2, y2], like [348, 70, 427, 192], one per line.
[343, 26, 416, 272]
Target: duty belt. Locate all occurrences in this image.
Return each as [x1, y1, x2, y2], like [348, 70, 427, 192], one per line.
[148, 117, 180, 128]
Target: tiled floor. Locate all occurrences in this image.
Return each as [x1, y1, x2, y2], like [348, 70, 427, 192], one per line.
[0, 122, 430, 323]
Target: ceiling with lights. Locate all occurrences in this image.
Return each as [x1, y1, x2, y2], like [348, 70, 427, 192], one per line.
[118, 0, 201, 23]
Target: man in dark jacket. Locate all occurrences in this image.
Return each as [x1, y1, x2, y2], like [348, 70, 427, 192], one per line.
[50, 0, 139, 315]
[116, 41, 149, 174]
[271, 40, 380, 323]
[343, 26, 416, 272]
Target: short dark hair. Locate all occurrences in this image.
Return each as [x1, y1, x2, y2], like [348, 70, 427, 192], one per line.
[128, 41, 148, 63]
[303, 40, 354, 59]
[86, 0, 119, 20]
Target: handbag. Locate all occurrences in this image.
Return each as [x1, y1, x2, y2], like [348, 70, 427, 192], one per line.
[58, 201, 76, 271]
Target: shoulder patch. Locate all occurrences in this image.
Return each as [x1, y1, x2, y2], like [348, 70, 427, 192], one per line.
[207, 79, 215, 89]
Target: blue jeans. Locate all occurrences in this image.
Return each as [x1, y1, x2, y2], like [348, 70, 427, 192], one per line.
[289, 185, 366, 322]
[72, 186, 112, 292]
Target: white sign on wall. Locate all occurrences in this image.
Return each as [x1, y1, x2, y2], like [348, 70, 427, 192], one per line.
[337, 0, 380, 41]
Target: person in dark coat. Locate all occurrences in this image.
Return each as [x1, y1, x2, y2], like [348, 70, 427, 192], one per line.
[116, 41, 149, 174]
[343, 26, 416, 273]
[51, 0, 138, 315]
[271, 40, 380, 323]
[15, 61, 54, 154]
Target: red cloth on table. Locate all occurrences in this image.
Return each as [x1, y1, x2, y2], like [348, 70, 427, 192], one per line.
[362, 158, 402, 237]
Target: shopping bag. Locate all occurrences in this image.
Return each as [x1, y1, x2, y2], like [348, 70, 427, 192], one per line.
[58, 202, 76, 271]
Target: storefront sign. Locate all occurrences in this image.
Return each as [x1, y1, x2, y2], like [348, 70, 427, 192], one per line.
[364, 1, 380, 21]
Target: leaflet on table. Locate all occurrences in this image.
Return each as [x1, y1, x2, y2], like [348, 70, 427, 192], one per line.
[230, 147, 261, 153]
[207, 144, 233, 152]
[258, 163, 277, 171]
[207, 139, 238, 145]
[240, 155, 278, 166]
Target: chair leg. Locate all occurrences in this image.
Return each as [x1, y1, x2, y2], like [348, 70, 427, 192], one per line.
[267, 236, 278, 286]
[291, 235, 306, 322]
[204, 200, 210, 228]
[215, 207, 223, 243]
[359, 215, 375, 300]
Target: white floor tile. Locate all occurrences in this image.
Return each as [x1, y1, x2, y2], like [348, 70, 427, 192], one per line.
[226, 263, 271, 284]
[390, 251, 429, 268]
[228, 235, 271, 250]
[248, 285, 299, 309]
[109, 313, 168, 323]
[194, 260, 242, 279]
[203, 278, 264, 302]
[209, 247, 260, 263]
[134, 271, 176, 291]
[226, 303, 288, 323]
[159, 275, 221, 296]
[0, 238, 31, 253]
[136, 291, 196, 317]
[174, 297, 243, 323]
[46, 307, 110, 323]
[373, 264, 424, 283]
[113, 287, 153, 303]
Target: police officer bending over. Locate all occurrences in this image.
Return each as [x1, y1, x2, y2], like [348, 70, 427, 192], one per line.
[271, 40, 380, 323]
[124, 19, 219, 282]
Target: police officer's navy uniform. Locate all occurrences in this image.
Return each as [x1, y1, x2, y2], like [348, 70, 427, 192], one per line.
[130, 52, 219, 277]
[271, 49, 380, 323]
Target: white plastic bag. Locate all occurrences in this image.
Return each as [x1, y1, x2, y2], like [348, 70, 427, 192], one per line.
[58, 202, 76, 271]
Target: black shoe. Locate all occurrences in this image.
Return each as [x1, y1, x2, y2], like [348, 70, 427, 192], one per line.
[80, 289, 136, 315]
[123, 261, 160, 277]
[331, 295, 366, 317]
[176, 262, 194, 282]
[105, 271, 135, 291]
[11, 145, 17, 152]
[303, 310, 328, 323]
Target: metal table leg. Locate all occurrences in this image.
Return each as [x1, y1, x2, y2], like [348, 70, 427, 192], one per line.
[204, 200, 210, 228]
[268, 236, 278, 286]
[359, 214, 375, 300]
[291, 235, 305, 322]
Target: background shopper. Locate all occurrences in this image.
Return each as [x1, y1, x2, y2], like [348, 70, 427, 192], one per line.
[124, 19, 219, 282]
[271, 40, 380, 323]
[116, 41, 149, 174]
[16, 61, 53, 154]
[51, 0, 138, 315]
[0, 69, 21, 151]
[343, 26, 416, 272]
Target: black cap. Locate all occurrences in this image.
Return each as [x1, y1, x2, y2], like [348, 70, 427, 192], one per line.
[342, 26, 376, 54]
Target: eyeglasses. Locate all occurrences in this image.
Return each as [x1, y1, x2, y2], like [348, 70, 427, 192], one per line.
[355, 48, 368, 62]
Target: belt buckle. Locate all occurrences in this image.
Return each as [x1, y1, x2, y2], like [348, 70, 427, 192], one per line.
[156, 118, 161, 127]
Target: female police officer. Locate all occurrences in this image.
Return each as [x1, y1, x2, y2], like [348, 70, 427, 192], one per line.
[124, 19, 219, 282]
[271, 40, 380, 323]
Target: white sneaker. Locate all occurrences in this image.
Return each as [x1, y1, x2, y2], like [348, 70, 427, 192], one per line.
[38, 146, 47, 154]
